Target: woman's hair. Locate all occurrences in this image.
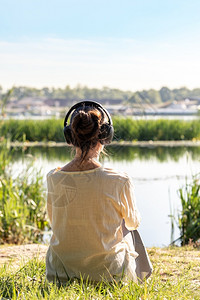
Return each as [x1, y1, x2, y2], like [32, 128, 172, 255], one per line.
[71, 107, 104, 162]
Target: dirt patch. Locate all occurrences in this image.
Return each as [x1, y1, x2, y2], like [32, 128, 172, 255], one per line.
[0, 244, 48, 267]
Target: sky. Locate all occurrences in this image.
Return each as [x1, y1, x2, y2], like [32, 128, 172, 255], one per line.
[1, 0, 200, 92]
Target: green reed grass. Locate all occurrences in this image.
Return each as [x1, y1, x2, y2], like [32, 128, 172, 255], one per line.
[0, 143, 49, 244]
[177, 174, 200, 246]
[1, 118, 200, 142]
[113, 118, 200, 141]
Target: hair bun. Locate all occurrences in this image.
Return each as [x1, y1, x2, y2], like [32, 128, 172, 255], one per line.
[71, 109, 101, 143]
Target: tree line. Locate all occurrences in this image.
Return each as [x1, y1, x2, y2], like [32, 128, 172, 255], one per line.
[0, 85, 200, 105]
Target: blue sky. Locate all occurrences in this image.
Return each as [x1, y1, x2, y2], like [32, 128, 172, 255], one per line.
[1, 0, 200, 91]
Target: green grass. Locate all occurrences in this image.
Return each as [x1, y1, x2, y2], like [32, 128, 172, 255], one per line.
[0, 246, 199, 299]
[1, 118, 200, 142]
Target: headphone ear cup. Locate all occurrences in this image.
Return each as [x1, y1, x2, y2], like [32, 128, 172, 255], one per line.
[63, 125, 73, 144]
[99, 124, 114, 144]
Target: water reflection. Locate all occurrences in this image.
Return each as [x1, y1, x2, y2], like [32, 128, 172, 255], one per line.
[10, 144, 200, 163]
[107, 145, 200, 162]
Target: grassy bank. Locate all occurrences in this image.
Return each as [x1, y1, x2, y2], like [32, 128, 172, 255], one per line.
[1, 118, 200, 142]
[0, 245, 199, 299]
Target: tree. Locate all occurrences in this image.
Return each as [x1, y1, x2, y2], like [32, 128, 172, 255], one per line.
[159, 87, 173, 102]
[0, 88, 14, 117]
[146, 89, 162, 104]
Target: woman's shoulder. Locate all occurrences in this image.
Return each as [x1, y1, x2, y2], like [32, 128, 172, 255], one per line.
[46, 166, 132, 185]
[101, 167, 131, 182]
[46, 167, 61, 178]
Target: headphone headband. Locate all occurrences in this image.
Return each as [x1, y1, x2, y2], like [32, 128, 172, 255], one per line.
[64, 100, 113, 127]
[63, 100, 114, 145]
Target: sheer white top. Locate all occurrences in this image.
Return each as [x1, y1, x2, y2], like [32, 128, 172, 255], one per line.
[46, 166, 141, 282]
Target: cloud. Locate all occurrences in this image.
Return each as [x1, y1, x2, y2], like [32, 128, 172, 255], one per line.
[0, 38, 200, 91]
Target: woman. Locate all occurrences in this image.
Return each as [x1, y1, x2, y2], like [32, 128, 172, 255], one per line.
[46, 101, 152, 283]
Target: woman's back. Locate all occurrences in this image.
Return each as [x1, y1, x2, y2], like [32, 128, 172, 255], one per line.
[46, 166, 140, 282]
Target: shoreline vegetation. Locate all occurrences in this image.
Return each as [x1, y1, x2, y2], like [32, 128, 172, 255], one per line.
[0, 244, 199, 299]
[0, 118, 200, 143]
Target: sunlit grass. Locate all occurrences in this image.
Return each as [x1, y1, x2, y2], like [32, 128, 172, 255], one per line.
[0, 246, 199, 299]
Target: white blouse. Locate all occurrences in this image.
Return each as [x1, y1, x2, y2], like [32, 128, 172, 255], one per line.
[46, 166, 141, 283]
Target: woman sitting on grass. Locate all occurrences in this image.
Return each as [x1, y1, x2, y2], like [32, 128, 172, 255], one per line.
[46, 100, 152, 283]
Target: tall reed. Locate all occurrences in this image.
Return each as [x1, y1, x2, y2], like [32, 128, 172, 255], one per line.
[0, 142, 49, 244]
[177, 174, 200, 245]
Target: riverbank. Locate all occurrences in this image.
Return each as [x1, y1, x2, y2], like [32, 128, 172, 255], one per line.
[3, 139, 200, 148]
[0, 244, 199, 299]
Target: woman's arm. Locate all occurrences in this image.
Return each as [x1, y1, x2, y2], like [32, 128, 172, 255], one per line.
[120, 177, 141, 230]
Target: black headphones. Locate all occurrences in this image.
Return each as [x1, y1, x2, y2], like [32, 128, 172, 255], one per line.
[63, 100, 114, 145]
